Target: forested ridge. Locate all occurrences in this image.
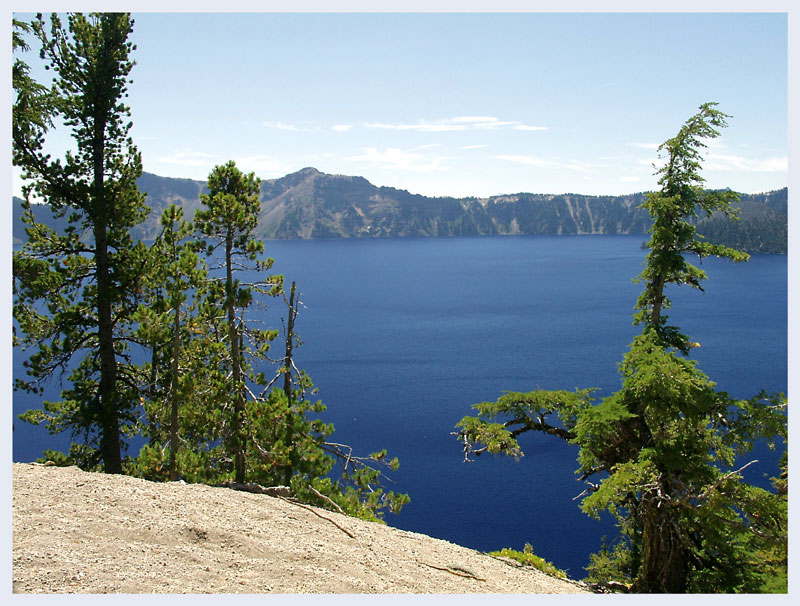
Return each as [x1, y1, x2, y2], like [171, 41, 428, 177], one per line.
[12, 12, 787, 595]
[14, 170, 787, 254]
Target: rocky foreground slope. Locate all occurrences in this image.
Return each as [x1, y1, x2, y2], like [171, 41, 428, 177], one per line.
[12, 463, 590, 594]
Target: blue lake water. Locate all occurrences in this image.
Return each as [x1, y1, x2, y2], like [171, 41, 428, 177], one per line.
[12, 234, 788, 578]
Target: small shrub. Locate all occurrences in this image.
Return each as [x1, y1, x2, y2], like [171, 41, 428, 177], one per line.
[489, 543, 567, 579]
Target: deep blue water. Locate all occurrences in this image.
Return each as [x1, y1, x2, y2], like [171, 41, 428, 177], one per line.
[12, 235, 787, 578]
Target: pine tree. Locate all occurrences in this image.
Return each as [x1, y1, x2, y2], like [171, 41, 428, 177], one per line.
[194, 161, 283, 483]
[14, 13, 148, 473]
[12, 18, 56, 171]
[455, 103, 787, 593]
[132, 205, 227, 482]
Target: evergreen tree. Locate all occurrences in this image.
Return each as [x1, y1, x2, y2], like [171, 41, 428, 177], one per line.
[194, 161, 283, 483]
[132, 205, 228, 482]
[14, 13, 148, 473]
[633, 103, 749, 353]
[455, 104, 787, 592]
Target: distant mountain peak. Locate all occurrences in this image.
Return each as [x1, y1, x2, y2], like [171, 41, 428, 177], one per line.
[291, 167, 321, 178]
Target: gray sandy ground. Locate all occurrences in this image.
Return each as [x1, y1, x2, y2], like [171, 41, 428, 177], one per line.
[12, 462, 591, 594]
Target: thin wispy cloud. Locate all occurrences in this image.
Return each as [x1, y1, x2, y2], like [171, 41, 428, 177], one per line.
[332, 124, 353, 132]
[262, 121, 300, 131]
[450, 116, 497, 123]
[157, 150, 223, 167]
[153, 151, 293, 179]
[706, 154, 787, 173]
[493, 154, 595, 172]
[641, 147, 786, 175]
[348, 147, 448, 172]
[233, 155, 294, 177]
[364, 116, 547, 133]
[628, 142, 660, 150]
[493, 154, 549, 168]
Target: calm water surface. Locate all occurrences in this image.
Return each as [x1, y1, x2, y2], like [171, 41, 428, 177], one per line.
[13, 235, 787, 577]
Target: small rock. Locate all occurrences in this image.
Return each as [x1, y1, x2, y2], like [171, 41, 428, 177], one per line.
[263, 486, 291, 498]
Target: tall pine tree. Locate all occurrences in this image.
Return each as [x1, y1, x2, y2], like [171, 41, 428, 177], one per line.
[14, 13, 148, 473]
[194, 161, 283, 483]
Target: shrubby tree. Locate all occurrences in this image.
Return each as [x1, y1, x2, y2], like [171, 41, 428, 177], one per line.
[131, 205, 229, 482]
[14, 13, 148, 473]
[455, 103, 787, 593]
[253, 282, 410, 521]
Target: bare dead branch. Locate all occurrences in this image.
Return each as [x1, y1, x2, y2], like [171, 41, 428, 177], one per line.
[698, 460, 759, 501]
[306, 484, 346, 516]
[276, 495, 355, 539]
[417, 561, 486, 582]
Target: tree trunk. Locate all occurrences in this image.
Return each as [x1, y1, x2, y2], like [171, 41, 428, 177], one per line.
[93, 115, 122, 474]
[226, 233, 246, 483]
[649, 272, 666, 328]
[95, 223, 122, 474]
[634, 503, 688, 593]
[147, 288, 163, 447]
[168, 305, 181, 481]
[282, 281, 297, 485]
[282, 281, 297, 400]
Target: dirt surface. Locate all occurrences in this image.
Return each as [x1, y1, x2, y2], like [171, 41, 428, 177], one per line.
[12, 463, 591, 594]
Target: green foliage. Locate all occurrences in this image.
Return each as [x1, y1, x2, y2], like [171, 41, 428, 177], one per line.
[634, 103, 750, 354]
[131, 204, 233, 482]
[12, 19, 56, 167]
[33, 446, 103, 471]
[127, 442, 230, 485]
[126, 267, 409, 523]
[13, 12, 149, 473]
[489, 544, 567, 579]
[455, 103, 787, 593]
[456, 389, 594, 461]
[585, 537, 637, 589]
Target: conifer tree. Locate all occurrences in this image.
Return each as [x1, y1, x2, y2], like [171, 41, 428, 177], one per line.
[132, 205, 227, 482]
[455, 103, 787, 593]
[194, 161, 283, 483]
[633, 103, 749, 353]
[14, 13, 148, 473]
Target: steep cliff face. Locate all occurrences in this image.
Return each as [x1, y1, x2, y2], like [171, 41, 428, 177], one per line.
[13, 168, 787, 253]
[483, 192, 651, 236]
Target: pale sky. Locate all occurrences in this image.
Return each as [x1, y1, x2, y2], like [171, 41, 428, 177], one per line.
[10, 4, 790, 199]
